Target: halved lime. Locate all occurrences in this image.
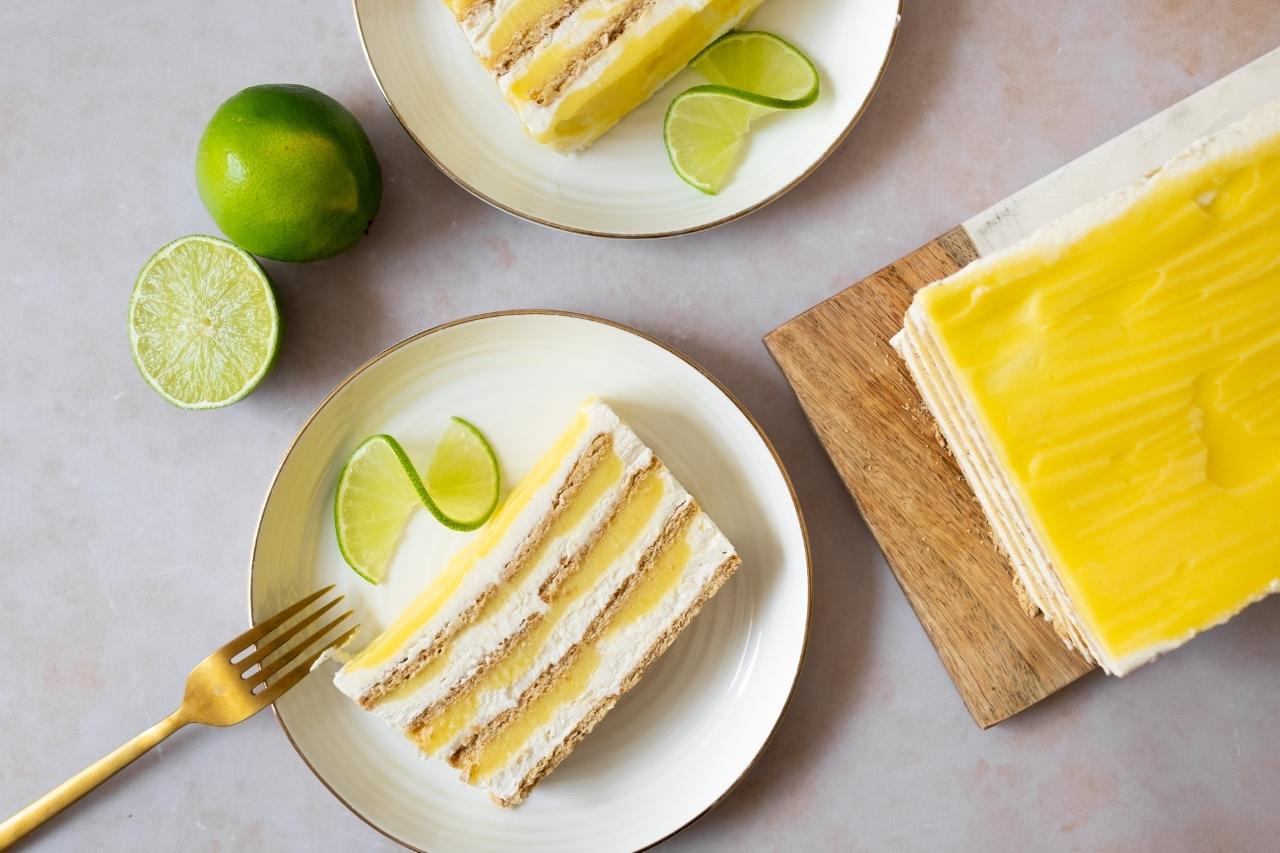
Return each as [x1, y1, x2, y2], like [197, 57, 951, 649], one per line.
[128, 234, 279, 409]
[334, 419, 501, 583]
[692, 31, 820, 108]
[664, 86, 778, 195]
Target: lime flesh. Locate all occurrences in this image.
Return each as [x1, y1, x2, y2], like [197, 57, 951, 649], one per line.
[334, 420, 501, 584]
[664, 86, 774, 194]
[128, 234, 279, 409]
[196, 84, 382, 263]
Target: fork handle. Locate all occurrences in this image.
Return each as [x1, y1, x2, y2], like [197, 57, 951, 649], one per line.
[0, 711, 187, 848]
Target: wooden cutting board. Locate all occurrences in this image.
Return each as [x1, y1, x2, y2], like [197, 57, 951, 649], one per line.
[764, 47, 1280, 729]
[765, 228, 1092, 729]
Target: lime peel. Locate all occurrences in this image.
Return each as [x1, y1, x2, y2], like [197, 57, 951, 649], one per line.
[334, 419, 501, 584]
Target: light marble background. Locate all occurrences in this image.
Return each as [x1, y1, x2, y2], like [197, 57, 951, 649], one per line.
[2, 1, 1278, 850]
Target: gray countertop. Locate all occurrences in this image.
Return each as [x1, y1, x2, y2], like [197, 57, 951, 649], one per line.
[2, 2, 1278, 850]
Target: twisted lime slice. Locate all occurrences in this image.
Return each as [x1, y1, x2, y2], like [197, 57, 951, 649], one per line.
[666, 31, 820, 194]
[692, 31, 820, 108]
[334, 419, 500, 583]
[423, 417, 502, 530]
[334, 435, 421, 584]
[128, 235, 279, 409]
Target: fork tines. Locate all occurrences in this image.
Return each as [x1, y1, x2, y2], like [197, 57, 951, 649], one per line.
[234, 586, 358, 699]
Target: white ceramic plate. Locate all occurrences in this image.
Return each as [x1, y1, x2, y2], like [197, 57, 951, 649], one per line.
[352, 0, 901, 237]
[249, 312, 810, 852]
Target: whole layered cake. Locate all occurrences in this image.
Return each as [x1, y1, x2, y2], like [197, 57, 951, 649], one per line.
[894, 101, 1280, 676]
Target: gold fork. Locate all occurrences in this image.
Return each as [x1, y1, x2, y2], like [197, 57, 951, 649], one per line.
[0, 586, 356, 849]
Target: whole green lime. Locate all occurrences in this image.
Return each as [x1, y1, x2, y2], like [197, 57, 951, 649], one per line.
[195, 84, 382, 263]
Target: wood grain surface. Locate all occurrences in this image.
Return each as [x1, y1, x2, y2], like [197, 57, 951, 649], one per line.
[764, 227, 1094, 729]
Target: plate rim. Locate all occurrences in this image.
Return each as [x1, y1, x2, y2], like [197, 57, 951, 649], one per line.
[246, 309, 813, 852]
[350, 0, 905, 239]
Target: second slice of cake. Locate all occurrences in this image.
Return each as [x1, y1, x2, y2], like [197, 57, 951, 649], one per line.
[443, 0, 767, 151]
[334, 398, 740, 804]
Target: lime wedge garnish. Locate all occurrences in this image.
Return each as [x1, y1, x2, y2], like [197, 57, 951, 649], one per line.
[128, 234, 279, 409]
[692, 31, 820, 108]
[666, 32, 820, 195]
[423, 417, 502, 531]
[334, 435, 422, 584]
[334, 419, 501, 583]
[664, 87, 778, 195]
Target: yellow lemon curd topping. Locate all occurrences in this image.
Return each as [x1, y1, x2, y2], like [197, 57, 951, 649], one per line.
[347, 410, 590, 672]
[467, 527, 694, 783]
[375, 449, 625, 704]
[919, 129, 1280, 663]
[413, 468, 666, 754]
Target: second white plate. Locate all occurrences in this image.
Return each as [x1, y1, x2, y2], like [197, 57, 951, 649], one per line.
[353, 0, 902, 236]
[250, 312, 810, 852]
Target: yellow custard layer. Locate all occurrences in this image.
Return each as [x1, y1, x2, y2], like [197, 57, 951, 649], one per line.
[413, 468, 666, 754]
[468, 525, 694, 783]
[347, 410, 590, 672]
[920, 124, 1280, 662]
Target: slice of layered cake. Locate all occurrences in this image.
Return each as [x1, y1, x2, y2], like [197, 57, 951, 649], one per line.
[894, 100, 1280, 676]
[334, 399, 739, 804]
[443, 0, 767, 151]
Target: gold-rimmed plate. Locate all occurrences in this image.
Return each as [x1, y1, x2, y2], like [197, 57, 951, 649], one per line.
[249, 312, 810, 851]
[352, 0, 901, 237]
